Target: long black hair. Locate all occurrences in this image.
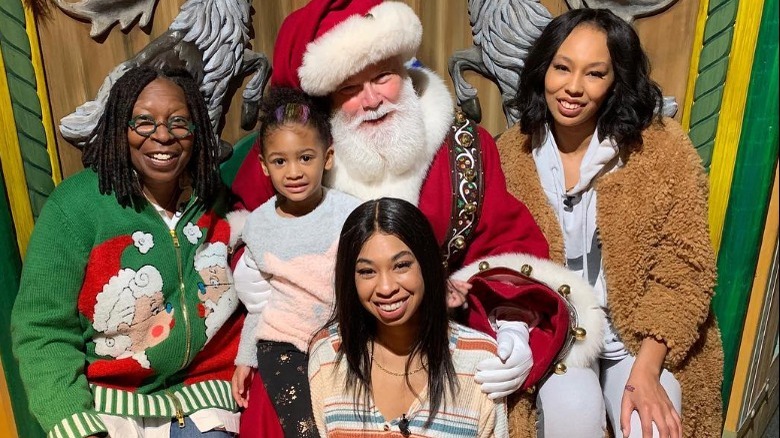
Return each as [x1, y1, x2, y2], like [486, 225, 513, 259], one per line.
[257, 86, 333, 154]
[511, 8, 663, 150]
[82, 65, 221, 208]
[331, 198, 456, 424]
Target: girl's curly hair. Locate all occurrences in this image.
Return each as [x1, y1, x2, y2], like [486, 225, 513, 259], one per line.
[257, 87, 333, 154]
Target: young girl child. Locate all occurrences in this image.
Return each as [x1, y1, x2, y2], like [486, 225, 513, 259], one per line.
[231, 87, 361, 437]
[309, 198, 508, 437]
[497, 9, 721, 438]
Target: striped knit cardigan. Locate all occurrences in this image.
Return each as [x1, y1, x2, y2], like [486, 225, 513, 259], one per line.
[308, 322, 509, 437]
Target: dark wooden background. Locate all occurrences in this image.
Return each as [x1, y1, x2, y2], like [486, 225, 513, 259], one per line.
[35, 0, 700, 177]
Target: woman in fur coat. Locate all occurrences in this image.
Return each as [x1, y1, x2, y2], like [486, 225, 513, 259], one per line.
[496, 9, 723, 438]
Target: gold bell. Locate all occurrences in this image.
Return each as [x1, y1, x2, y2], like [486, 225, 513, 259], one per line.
[464, 202, 477, 214]
[458, 133, 473, 147]
[464, 168, 476, 181]
[572, 327, 587, 341]
[453, 236, 466, 249]
[478, 261, 490, 271]
[557, 284, 571, 297]
[455, 111, 466, 124]
[554, 362, 567, 374]
[525, 385, 536, 394]
[520, 264, 533, 276]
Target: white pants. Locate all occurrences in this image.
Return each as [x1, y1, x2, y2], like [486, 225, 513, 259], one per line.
[536, 355, 681, 437]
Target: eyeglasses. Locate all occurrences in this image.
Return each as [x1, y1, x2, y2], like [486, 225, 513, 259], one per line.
[128, 115, 196, 139]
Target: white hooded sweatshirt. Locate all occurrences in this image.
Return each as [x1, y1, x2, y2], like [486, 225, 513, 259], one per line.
[533, 126, 628, 360]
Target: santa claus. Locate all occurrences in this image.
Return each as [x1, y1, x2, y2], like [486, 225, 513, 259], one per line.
[78, 234, 175, 389]
[229, 0, 604, 435]
[192, 211, 240, 341]
[194, 241, 236, 340]
[91, 264, 173, 367]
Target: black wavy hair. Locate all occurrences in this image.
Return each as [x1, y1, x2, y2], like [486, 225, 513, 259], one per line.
[82, 65, 221, 208]
[330, 198, 456, 425]
[257, 87, 333, 154]
[511, 8, 663, 149]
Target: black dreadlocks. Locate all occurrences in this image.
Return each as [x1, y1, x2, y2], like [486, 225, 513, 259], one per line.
[82, 65, 221, 208]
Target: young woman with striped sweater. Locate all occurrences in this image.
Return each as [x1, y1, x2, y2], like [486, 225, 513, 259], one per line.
[308, 198, 508, 437]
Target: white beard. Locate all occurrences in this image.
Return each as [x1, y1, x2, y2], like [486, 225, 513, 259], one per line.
[203, 290, 237, 342]
[330, 78, 426, 183]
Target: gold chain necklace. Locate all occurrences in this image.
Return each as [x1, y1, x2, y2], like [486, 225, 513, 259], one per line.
[371, 352, 425, 377]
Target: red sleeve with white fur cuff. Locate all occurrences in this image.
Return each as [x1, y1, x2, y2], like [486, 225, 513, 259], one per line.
[452, 253, 605, 389]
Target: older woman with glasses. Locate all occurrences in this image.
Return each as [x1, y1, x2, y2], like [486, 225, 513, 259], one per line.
[11, 65, 244, 438]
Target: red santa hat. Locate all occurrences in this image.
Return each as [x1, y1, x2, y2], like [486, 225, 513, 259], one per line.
[78, 235, 135, 320]
[196, 211, 231, 246]
[271, 0, 423, 96]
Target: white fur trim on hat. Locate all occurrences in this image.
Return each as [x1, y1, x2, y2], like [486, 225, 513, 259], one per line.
[452, 253, 605, 368]
[194, 242, 229, 270]
[227, 209, 250, 248]
[299, 2, 422, 96]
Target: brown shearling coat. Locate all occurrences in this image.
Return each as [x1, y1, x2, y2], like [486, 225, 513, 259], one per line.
[497, 118, 723, 437]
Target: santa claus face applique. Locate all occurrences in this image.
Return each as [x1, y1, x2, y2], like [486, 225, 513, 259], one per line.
[197, 265, 232, 306]
[91, 265, 175, 368]
[124, 291, 175, 351]
[193, 241, 237, 340]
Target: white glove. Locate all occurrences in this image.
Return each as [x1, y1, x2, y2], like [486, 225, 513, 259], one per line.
[233, 251, 271, 314]
[475, 320, 533, 399]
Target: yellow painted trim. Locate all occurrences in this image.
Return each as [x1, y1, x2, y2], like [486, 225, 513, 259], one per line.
[723, 165, 779, 432]
[681, 0, 710, 130]
[24, 7, 61, 185]
[0, 357, 19, 438]
[707, 0, 765, 252]
[0, 45, 35, 257]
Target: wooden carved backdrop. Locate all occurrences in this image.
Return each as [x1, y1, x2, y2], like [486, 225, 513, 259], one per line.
[35, 0, 700, 179]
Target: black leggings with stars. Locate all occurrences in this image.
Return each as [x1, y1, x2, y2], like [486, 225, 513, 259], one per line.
[256, 340, 319, 438]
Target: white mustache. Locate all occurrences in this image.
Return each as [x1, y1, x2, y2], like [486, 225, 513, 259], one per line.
[349, 104, 400, 127]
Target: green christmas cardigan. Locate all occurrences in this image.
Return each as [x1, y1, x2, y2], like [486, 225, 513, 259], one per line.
[11, 169, 243, 438]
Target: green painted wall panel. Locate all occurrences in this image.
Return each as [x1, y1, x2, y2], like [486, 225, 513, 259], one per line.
[1, 0, 57, 224]
[688, 0, 739, 170]
[712, 0, 779, 406]
[1, 0, 59, 434]
[0, 172, 44, 437]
